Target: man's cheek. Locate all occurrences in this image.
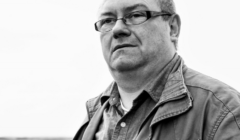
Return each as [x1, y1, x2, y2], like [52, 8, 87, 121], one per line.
[101, 34, 112, 48]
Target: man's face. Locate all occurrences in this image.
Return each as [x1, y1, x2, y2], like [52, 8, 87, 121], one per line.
[98, 0, 175, 72]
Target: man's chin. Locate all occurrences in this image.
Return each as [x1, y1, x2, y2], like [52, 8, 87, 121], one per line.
[110, 60, 143, 72]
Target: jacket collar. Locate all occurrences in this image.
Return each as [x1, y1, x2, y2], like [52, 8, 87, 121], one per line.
[150, 59, 193, 127]
[158, 58, 193, 105]
[145, 53, 182, 102]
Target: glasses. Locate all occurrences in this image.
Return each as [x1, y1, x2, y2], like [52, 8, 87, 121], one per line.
[95, 11, 172, 33]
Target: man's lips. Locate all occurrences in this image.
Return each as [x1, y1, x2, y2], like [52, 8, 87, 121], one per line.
[113, 44, 136, 52]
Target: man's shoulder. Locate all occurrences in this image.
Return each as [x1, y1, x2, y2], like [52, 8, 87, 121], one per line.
[183, 65, 239, 95]
[182, 64, 240, 134]
[87, 94, 102, 105]
[182, 65, 240, 114]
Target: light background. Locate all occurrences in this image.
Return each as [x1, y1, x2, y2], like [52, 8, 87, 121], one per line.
[0, 0, 240, 138]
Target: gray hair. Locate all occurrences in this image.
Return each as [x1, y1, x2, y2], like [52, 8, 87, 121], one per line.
[158, 0, 180, 49]
[157, 0, 176, 20]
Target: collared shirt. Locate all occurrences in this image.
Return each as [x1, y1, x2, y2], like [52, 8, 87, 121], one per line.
[95, 54, 181, 140]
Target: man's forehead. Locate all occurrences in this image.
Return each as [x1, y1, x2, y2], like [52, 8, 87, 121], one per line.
[97, 0, 161, 17]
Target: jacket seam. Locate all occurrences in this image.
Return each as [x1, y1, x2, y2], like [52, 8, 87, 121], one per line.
[186, 84, 240, 128]
[208, 109, 229, 140]
[186, 84, 229, 110]
[212, 91, 240, 129]
[186, 84, 240, 140]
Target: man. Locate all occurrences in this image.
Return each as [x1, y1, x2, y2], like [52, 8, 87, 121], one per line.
[74, 0, 240, 139]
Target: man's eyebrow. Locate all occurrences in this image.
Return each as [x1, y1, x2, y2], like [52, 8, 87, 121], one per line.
[100, 11, 114, 17]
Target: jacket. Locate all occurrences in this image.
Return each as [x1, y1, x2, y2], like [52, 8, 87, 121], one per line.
[74, 61, 240, 140]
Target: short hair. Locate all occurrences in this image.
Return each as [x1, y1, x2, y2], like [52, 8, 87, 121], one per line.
[157, 0, 176, 20]
[158, 0, 179, 49]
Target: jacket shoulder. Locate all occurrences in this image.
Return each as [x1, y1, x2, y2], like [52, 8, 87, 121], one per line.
[183, 65, 240, 99]
[183, 65, 240, 127]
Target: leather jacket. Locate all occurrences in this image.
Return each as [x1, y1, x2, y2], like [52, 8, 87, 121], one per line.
[74, 61, 240, 140]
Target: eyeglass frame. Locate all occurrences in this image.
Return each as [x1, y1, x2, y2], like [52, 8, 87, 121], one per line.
[94, 10, 172, 33]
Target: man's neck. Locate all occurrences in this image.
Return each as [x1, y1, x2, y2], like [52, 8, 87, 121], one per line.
[111, 53, 177, 110]
[117, 86, 142, 110]
[113, 64, 164, 110]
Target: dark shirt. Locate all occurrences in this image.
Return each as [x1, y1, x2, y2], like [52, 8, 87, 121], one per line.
[95, 54, 181, 140]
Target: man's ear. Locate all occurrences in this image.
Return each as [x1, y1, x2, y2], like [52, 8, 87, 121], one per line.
[169, 14, 181, 48]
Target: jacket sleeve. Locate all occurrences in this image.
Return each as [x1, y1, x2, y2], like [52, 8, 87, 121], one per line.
[213, 111, 240, 140]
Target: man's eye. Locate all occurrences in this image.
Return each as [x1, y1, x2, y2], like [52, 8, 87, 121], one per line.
[128, 12, 146, 19]
[101, 18, 115, 25]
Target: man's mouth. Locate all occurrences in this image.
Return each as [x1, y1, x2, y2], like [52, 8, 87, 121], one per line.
[113, 44, 136, 52]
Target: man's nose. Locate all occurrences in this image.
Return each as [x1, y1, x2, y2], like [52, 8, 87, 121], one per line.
[112, 20, 131, 39]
